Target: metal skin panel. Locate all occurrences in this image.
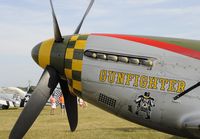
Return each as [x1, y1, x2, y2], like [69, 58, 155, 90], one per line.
[81, 34, 200, 138]
[94, 34, 200, 61]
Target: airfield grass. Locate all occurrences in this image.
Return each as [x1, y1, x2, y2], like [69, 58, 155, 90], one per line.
[0, 105, 185, 139]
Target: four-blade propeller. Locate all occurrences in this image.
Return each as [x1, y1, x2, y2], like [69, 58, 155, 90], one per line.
[9, 0, 94, 138]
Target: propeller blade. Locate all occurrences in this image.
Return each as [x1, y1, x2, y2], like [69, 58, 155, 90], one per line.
[49, 0, 63, 42]
[60, 79, 78, 131]
[74, 0, 95, 34]
[9, 66, 59, 139]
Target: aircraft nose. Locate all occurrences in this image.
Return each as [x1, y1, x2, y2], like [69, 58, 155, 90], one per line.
[31, 39, 54, 69]
[31, 43, 41, 65]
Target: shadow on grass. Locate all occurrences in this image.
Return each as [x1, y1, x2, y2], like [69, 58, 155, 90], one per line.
[0, 108, 18, 111]
[114, 127, 151, 132]
[70, 128, 186, 139]
[170, 136, 185, 139]
[169, 136, 186, 139]
[74, 127, 151, 133]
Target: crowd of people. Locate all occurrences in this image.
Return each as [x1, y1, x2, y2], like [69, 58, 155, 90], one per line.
[50, 94, 87, 115]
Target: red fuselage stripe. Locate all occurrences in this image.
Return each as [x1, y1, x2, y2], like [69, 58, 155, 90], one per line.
[92, 33, 200, 60]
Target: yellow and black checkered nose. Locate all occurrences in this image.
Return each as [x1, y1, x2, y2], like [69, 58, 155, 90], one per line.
[32, 39, 54, 69]
[32, 35, 88, 97]
[64, 35, 88, 96]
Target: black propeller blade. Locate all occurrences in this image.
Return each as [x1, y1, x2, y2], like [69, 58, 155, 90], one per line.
[10, 0, 95, 138]
[74, 0, 95, 34]
[60, 79, 78, 132]
[50, 0, 63, 42]
[9, 66, 59, 139]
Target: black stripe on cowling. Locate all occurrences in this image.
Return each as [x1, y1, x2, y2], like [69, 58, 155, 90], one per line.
[50, 42, 64, 74]
[50, 37, 70, 76]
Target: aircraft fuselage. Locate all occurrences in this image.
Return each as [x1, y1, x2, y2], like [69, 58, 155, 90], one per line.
[32, 34, 200, 138]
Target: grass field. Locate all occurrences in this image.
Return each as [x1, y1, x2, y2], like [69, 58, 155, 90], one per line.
[0, 105, 185, 139]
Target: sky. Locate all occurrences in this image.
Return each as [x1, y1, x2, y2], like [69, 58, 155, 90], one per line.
[0, 0, 200, 87]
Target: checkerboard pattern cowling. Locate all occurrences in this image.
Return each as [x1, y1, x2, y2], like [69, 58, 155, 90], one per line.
[64, 35, 88, 96]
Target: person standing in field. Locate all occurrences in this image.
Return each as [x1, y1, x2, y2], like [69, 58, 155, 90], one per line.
[50, 95, 56, 115]
[78, 98, 88, 108]
[59, 95, 65, 115]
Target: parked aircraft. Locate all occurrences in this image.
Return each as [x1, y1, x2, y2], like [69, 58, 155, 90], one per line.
[10, 0, 200, 139]
[0, 87, 26, 109]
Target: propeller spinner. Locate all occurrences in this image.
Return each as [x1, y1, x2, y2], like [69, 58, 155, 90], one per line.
[9, 0, 94, 138]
